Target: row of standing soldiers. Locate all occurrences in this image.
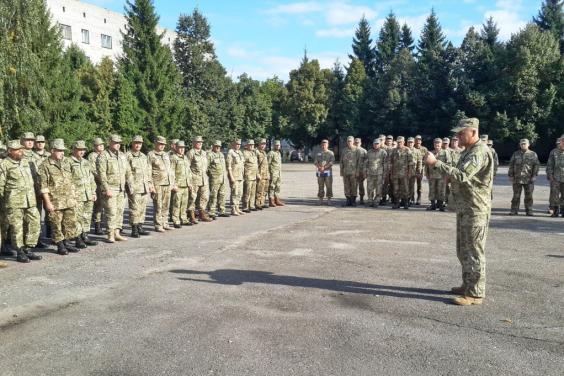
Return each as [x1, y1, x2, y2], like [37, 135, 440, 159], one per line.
[0, 133, 284, 264]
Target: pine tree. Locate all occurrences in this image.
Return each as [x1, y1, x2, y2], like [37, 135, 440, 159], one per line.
[350, 16, 375, 76]
[375, 12, 401, 73]
[399, 23, 415, 53]
[323, 61, 347, 143]
[342, 59, 367, 136]
[417, 9, 447, 59]
[534, 0, 564, 53]
[112, 72, 143, 140]
[480, 17, 501, 49]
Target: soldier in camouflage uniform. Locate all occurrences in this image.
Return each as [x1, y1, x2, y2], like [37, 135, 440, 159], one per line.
[188, 136, 212, 222]
[89, 138, 106, 235]
[381, 135, 394, 204]
[364, 138, 387, 207]
[390, 136, 415, 209]
[70, 141, 98, 248]
[413, 135, 428, 205]
[39, 139, 81, 255]
[424, 118, 494, 306]
[0, 140, 42, 262]
[242, 140, 258, 213]
[508, 139, 540, 216]
[127, 136, 154, 237]
[97, 134, 134, 242]
[0, 141, 8, 260]
[340, 136, 361, 207]
[267, 140, 284, 207]
[407, 137, 423, 206]
[227, 139, 245, 216]
[170, 140, 192, 227]
[207, 140, 229, 219]
[314, 139, 334, 205]
[148, 136, 174, 232]
[547, 137, 564, 217]
[354, 138, 367, 205]
[486, 139, 499, 177]
[34, 135, 51, 162]
[255, 139, 270, 210]
[425, 138, 451, 211]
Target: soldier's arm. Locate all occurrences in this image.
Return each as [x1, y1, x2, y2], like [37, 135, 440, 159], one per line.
[38, 164, 54, 211]
[546, 152, 554, 180]
[0, 164, 6, 199]
[434, 149, 491, 185]
[88, 162, 97, 198]
[532, 153, 540, 178]
[97, 154, 110, 194]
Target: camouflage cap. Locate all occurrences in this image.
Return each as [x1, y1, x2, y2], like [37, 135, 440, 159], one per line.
[407, 137, 415, 142]
[155, 136, 166, 144]
[213, 140, 222, 147]
[93, 137, 104, 146]
[192, 136, 204, 143]
[386, 135, 393, 140]
[259, 138, 267, 144]
[373, 138, 381, 144]
[415, 135, 422, 140]
[452, 135, 459, 141]
[321, 139, 329, 144]
[480, 134, 489, 141]
[35, 135, 46, 142]
[51, 138, 66, 150]
[442, 137, 450, 143]
[451, 117, 479, 133]
[520, 138, 529, 144]
[233, 139, 242, 144]
[109, 134, 122, 143]
[487, 140, 493, 146]
[274, 140, 281, 146]
[354, 138, 362, 143]
[21, 132, 35, 140]
[346, 136, 354, 142]
[170, 138, 179, 145]
[7, 140, 24, 150]
[378, 134, 386, 139]
[246, 139, 255, 146]
[433, 138, 443, 143]
[73, 140, 87, 149]
[176, 140, 186, 148]
[396, 136, 405, 142]
[132, 135, 144, 143]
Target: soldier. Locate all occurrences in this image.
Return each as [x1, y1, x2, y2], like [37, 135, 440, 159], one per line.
[242, 140, 258, 213]
[424, 118, 494, 306]
[547, 136, 564, 217]
[207, 140, 229, 219]
[127, 136, 154, 237]
[442, 137, 454, 206]
[354, 138, 368, 205]
[0, 140, 42, 262]
[255, 139, 270, 210]
[508, 139, 540, 216]
[188, 136, 212, 222]
[381, 135, 394, 205]
[413, 135, 428, 205]
[314, 139, 335, 205]
[486, 139, 499, 177]
[267, 140, 284, 207]
[148, 136, 174, 232]
[407, 137, 422, 206]
[97, 134, 134, 242]
[390, 136, 415, 209]
[170, 140, 192, 227]
[340, 136, 361, 206]
[450, 136, 463, 165]
[425, 138, 451, 211]
[34, 135, 51, 162]
[0, 140, 11, 258]
[39, 139, 81, 254]
[89, 138, 105, 235]
[226, 139, 245, 216]
[364, 138, 387, 207]
[69, 141, 98, 247]
[169, 139, 179, 157]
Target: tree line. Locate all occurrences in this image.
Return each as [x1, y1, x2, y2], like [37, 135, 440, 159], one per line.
[1, 0, 563, 159]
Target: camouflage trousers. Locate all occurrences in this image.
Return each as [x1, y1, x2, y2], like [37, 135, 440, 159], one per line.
[153, 185, 171, 229]
[392, 176, 410, 200]
[188, 184, 208, 211]
[383, 173, 393, 200]
[48, 208, 79, 243]
[342, 174, 357, 197]
[317, 176, 333, 199]
[356, 176, 366, 198]
[128, 193, 149, 225]
[549, 180, 564, 207]
[76, 200, 94, 234]
[511, 183, 534, 212]
[269, 173, 281, 199]
[172, 187, 190, 225]
[208, 181, 226, 215]
[93, 187, 104, 224]
[104, 190, 126, 232]
[242, 179, 257, 210]
[230, 180, 243, 212]
[366, 174, 383, 203]
[428, 178, 447, 201]
[255, 178, 269, 208]
[408, 175, 417, 201]
[5, 206, 40, 249]
[416, 175, 424, 198]
[456, 212, 490, 298]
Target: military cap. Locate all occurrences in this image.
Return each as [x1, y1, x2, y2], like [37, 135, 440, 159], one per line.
[480, 134, 489, 141]
[170, 138, 179, 145]
[415, 135, 422, 140]
[155, 136, 166, 144]
[487, 140, 493, 146]
[433, 138, 443, 143]
[407, 137, 415, 142]
[452, 135, 459, 141]
[519, 138, 529, 144]
[346, 136, 354, 142]
[213, 140, 222, 147]
[354, 138, 362, 142]
[73, 140, 87, 149]
[35, 135, 46, 142]
[93, 137, 104, 146]
[373, 138, 381, 144]
[109, 134, 122, 143]
[192, 136, 203, 143]
[386, 135, 393, 140]
[378, 134, 386, 139]
[233, 139, 242, 144]
[442, 137, 450, 143]
[274, 140, 281, 146]
[132, 135, 144, 143]
[451, 118, 479, 133]
[396, 136, 405, 142]
[176, 140, 186, 148]
[321, 139, 329, 144]
[7, 140, 24, 150]
[51, 138, 66, 150]
[259, 138, 267, 144]
[21, 132, 35, 140]
[246, 139, 255, 146]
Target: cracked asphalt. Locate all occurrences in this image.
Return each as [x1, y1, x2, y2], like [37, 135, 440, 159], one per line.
[0, 164, 563, 376]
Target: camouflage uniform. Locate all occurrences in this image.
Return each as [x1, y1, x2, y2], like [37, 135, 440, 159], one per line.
[546, 143, 564, 215]
[390, 144, 415, 208]
[414, 138, 428, 204]
[434, 119, 494, 300]
[408, 143, 423, 204]
[127, 146, 153, 230]
[364, 144, 387, 206]
[255, 142, 270, 209]
[242, 143, 258, 211]
[267, 142, 283, 205]
[187, 147, 209, 212]
[148, 144, 174, 231]
[170, 147, 191, 226]
[314, 148, 335, 200]
[22, 143, 46, 246]
[508, 144, 540, 215]
[207, 143, 227, 217]
[426, 145, 451, 209]
[70, 153, 96, 236]
[340, 140, 361, 203]
[88, 149, 104, 230]
[226, 143, 245, 215]
[356, 143, 367, 202]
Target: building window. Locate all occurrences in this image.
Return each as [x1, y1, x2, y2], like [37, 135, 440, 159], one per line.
[83, 12, 86, 18]
[101, 34, 112, 49]
[81, 29, 90, 44]
[104, 18, 107, 24]
[60, 24, 72, 40]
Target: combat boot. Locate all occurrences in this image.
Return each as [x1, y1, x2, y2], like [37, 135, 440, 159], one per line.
[416, 194, 421, 206]
[274, 197, 285, 206]
[16, 249, 30, 263]
[23, 248, 42, 261]
[82, 232, 98, 246]
[94, 222, 103, 235]
[189, 210, 200, 224]
[218, 212, 230, 218]
[269, 197, 276, 207]
[327, 198, 332, 206]
[138, 224, 150, 235]
[453, 296, 483, 306]
[131, 224, 140, 238]
[351, 196, 357, 207]
[525, 209, 533, 217]
[450, 285, 465, 295]
[318, 198, 324, 206]
[343, 197, 350, 207]
[56, 241, 68, 255]
[359, 196, 365, 205]
[107, 230, 115, 243]
[199, 210, 213, 223]
[426, 201, 436, 211]
[438, 200, 445, 212]
[35, 238, 49, 249]
[75, 236, 87, 249]
[378, 198, 386, 206]
[114, 229, 127, 241]
[64, 240, 80, 253]
[403, 199, 409, 210]
[392, 201, 400, 209]
[550, 207, 559, 217]
[1, 242, 16, 257]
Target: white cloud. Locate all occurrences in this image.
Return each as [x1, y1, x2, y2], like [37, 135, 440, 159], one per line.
[265, 2, 323, 15]
[315, 27, 355, 38]
[265, 1, 378, 26]
[484, 0, 527, 40]
[227, 46, 253, 59]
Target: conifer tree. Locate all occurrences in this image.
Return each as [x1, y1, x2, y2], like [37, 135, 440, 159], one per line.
[399, 23, 415, 53]
[350, 16, 376, 76]
[375, 12, 401, 73]
[534, 0, 564, 52]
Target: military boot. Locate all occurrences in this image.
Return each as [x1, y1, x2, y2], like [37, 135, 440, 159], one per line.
[23, 248, 42, 261]
[189, 210, 199, 224]
[416, 193, 421, 206]
[1, 242, 16, 257]
[274, 197, 285, 206]
[403, 199, 409, 210]
[65, 240, 80, 253]
[138, 224, 150, 235]
[392, 200, 400, 209]
[218, 212, 230, 218]
[327, 198, 332, 206]
[56, 242, 69, 255]
[359, 196, 365, 205]
[343, 197, 350, 207]
[94, 222, 103, 235]
[75, 236, 87, 249]
[318, 198, 324, 206]
[16, 249, 30, 263]
[199, 210, 213, 223]
[351, 197, 357, 207]
[107, 230, 115, 243]
[35, 238, 49, 249]
[269, 197, 276, 207]
[525, 209, 534, 217]
[426, 201, 436, 211]
[131, 224, 140, 238]
[550, 207, 559, 217]
[114, 229, 127, 241]
[438, 200, 446, 212]
[82, 232, 98, 246]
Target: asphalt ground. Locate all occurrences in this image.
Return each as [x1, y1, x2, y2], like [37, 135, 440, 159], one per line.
[0, 164, 562, 376]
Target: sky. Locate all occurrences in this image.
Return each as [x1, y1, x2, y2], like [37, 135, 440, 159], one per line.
[85, 0, 543, 81]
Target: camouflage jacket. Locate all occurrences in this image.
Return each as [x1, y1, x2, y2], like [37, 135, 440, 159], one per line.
[390, 147, 415, 178]
[0, 157, 37, 209]
[267, 150, 282, 178]
[207, 151, 226, 185]
[490, 147, 499, 176]
[340, 147, 360, 176]
[88, 152, 102, 184]
[314, 150, 335, 173]
[364, 148, 387, 176]
[508, 149, 540, 184]
[97, 149, 134, 193]
[256, 149, 270, 180]
[425, 149, 452, 179]
[170, 154, 192, 189]
[242, 150, 258, 181]
[226, 149, 244, 182]
[147, 150, 174, 187]
[546, 147, 564, 183]
[409, 147, 424, 175]
[38, 157, 77, 210]
[70, 156, 96, 202]
[187, 149, 208, 187]
[127, 151, 153, 195]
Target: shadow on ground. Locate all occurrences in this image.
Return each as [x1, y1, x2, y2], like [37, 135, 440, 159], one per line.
[169, 269, 454, 304]
[489, 216, 564, 233]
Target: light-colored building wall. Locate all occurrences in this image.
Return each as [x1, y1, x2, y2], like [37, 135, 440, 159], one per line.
[46, 0, 176, 65]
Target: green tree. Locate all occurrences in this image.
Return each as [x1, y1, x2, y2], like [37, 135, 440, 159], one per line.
[323, 62, 347, 143]
[236, 74, 271, 140]
[534, 0, 564, 53]
[399, 23, 415, 53]
[375, 12, 401, 73]
[350, 16, 375, 76]
[261, 76, 289, 139]
[342, 59, 367, 137]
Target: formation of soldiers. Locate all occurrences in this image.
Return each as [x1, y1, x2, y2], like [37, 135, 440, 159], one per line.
[0, 134, 284, 265]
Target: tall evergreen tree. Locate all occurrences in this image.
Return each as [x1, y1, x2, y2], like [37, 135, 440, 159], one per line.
[399, 23, 415, 53]
[375, 12, 401, 74]
[350, 16, 375, 76]
[480, 17, 501, 48]
[417, 9, 447, 59]
[324, 61, 347, 143]
[534, 0, 564, 53]
[342, 59, 367, 136]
